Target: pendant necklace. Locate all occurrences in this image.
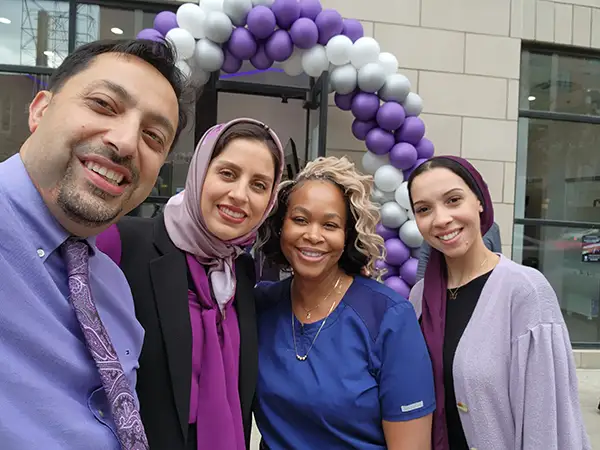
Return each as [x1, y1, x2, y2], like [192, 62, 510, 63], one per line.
[292, 276, 341, 361]
[448, 256, 489, 300]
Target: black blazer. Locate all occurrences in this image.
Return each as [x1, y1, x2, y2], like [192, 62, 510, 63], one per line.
[115, 214, 258, 450]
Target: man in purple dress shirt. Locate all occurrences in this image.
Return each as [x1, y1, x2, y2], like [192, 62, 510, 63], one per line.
[0, 39, 188, 449]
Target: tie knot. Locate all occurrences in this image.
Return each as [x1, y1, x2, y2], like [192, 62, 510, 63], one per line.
[61, 237, 90, 277]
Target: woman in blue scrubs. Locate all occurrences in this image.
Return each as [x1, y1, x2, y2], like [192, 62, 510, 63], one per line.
[254, 156, 435, 449]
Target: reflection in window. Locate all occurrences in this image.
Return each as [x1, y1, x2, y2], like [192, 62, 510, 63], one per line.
[520, 117, 600, 222]
[0, 0, 69, 67]
[514, 224, 600, 343]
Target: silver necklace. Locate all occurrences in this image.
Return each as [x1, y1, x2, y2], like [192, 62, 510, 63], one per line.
[291, 276, 341, 361]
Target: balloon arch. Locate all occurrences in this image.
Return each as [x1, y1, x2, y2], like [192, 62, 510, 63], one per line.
[139, 0, 435, 297]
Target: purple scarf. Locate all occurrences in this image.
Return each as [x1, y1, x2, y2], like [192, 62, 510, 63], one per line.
[186, 255, 245, 450]
[419, 156, 494, 450]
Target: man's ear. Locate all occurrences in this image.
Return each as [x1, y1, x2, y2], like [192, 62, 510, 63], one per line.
[28, 91, 52, 133]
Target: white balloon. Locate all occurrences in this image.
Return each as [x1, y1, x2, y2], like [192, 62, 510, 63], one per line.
[223, 0, 252, 26]
[378, 52, 398, 76]
[194, 38, 224, 72]
[381, 202, 409, 229]
[371, 188, 395, 205]
[204, 11, 233, 43]
[326, 35, 353, 66]
[177, 3, 206, 39]
[357, 62, 386, 93]
[349, 36, 380, 69]
[200, 0, 224, 13]
[176, 60, 192, 79]
[282, 48, 304, 76]
[166, 28, 196, 61]
[374, 164, 404, 193]
[403, 92, 424, 117]
[362, 151, 389, 175]
[301, 45, 329, 78]
[394, 182, 411, 210]
[399, 220, 423, 248]
[407, 207, 415, 220]
[192, 67, 211, 85]
[329, 64, 357, 95]
[379, 73, 411, 102]
[252, 0, 273, 5]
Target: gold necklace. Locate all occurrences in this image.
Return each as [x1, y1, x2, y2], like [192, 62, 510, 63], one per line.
[448, 256, 489, 300]
[292, 276, 341, 361]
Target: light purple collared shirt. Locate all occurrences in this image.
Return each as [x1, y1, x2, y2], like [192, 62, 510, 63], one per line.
[0, 154, 144, 449]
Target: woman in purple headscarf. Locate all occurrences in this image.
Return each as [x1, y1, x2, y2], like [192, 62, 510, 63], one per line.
[97, 118, 284, 450]
[407, 156, 591, 450]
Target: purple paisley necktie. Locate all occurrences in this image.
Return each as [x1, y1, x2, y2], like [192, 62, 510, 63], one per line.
[61, 238, 149, 450]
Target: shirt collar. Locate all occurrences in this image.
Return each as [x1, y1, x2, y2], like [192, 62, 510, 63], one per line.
[0, 154, 95, 262]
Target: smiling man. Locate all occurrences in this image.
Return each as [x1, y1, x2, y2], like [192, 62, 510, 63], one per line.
[0, 39, 188, 449]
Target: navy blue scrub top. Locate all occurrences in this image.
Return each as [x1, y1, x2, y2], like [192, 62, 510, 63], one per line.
[254, 276, 435, 450]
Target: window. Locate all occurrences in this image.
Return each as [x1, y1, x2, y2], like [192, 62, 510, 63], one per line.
[517, 48, 600, 346]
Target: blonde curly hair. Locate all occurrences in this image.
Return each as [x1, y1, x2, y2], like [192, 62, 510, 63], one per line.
[257, 156, 385, 278]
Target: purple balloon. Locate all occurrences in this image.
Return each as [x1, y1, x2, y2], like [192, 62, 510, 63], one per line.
[384, 276, 411, 298]
[376, 223, 398, 241]
[265, 29, 294, 62]
[376, 102, 406, 131]
[153, 11, 177, 37]
[416, 137, 435, 159]
[334, 91, 356, 111]
[299, 0, 322, 20]
[221, 49, 243, 73]
[399, 258, 418, 286]
[403, 158, 427, 179]
[389, 142, 418, 170]
[351, 119, 377, 140]
[385, 238, 410, 266]
[342, 18, 364, 42]
[351, 92, 380, 121]
[315, 9, 344, 45]
[395, 116, 426, 145]
[137, 28, 163, 41]
[289, 18, 319, 49]
[375, 259, 399, 280]
[228, 27, 257, 60]
[271, 0, 301, 29]
[247, 6, 277, 40]
[366, 128, 395, 155]
[250, 44, 274, 70]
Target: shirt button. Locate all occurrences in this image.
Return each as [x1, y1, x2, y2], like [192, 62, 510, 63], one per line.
[37, 249, 45, 258]
[457, 402, 469, 413]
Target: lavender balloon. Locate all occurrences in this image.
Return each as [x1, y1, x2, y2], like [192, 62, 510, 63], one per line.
[351, 119, 377, 140]
[315, 9, 344, 45]
[375, 259, 399, 280]
[384, 276, 411, 298]
[342, 18, 364, 42]
[376, 223, 398, 241]
[137, 28, 163, 41]
[265, 29, 294, 62]
[376, 102, 406, 132]
[351, 92, 380, 121]
[221, 49, 243, 73]
[247, 6, 276, 40]
[389, 142, 418, 170]
[289, 17, 319, 49]
[416, 137, 435, 159]
[251, 44, 274, 70]
[271, 0, 300, 29]
[154, 11, 178, 37]
[399, 257, 418, 286]
[299, 0, 322, 20]
[395, 116, 426, 145]
[404, 158, 427, 179]
[228, 27, 257, 60]
[384, 238, 410, 266]
[366, 128, 395, 155]
[334, 92, 356, 111]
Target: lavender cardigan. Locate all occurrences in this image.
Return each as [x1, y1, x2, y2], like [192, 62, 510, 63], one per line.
[409, 255, 591, 450]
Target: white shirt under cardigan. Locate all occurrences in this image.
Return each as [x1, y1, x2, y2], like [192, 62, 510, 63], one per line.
[409, 255, 591, 450]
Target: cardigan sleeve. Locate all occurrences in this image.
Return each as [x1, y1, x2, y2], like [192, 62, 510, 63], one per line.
[509, 322, 591, 450]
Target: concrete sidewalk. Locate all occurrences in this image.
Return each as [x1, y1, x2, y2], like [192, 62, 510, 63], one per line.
[250, 369, 600, 449]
